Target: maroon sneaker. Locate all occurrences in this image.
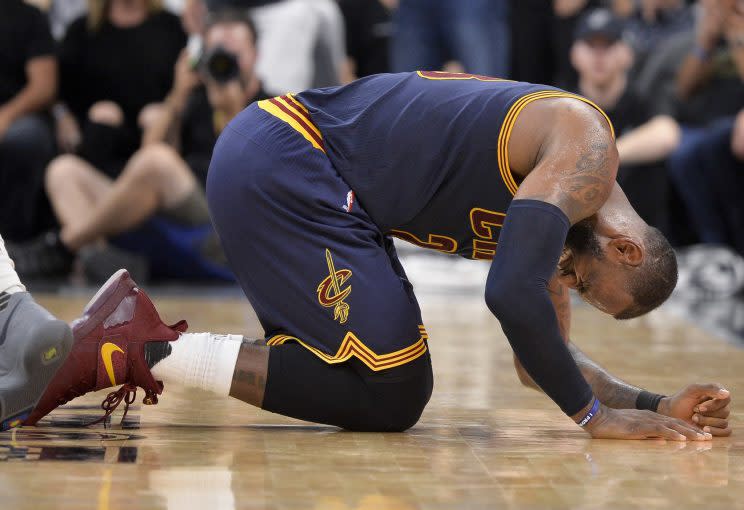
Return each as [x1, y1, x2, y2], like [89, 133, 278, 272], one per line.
[24, 269, 187, 426]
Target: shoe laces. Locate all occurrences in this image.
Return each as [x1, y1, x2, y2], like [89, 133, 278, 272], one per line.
[87, 384, 138, 427]
[86, 384, 160, 427]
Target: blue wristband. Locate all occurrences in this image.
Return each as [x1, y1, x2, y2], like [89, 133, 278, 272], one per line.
[578, 398, 600, 427]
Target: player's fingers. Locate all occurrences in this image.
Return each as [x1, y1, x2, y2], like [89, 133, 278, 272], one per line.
[692, 414, 728, 429]
[695, 407, 729, 419]
[703, 425, 733, 437]
[690, 384, 730, 401]
[696, 396, 731, 414]
[649, 424, 688, 441]
[670, 415, 710, 436]
[668, 415, 706, 433]
[666, 420, 711, 441]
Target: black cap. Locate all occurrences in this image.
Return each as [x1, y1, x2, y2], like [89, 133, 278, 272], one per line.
[574, 8, 624, 44]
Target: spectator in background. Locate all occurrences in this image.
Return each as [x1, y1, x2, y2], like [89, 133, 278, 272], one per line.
[511, 0, 556, 85]
[392, 0, 510, 78]
[198, 0, 345, 92]
[511, 0, 602, 88]
[142, 9, 270, 186]
[676, 0, 744, 124]
[307, 0, 346, 88]
[571, 8, 681, 228]
[552, 0, 601, 88]
[620, 0, 694, 67]
[0, 0, 57, 242]
[47, 0, 184, 39]
[47, 0, 88, 40]
[510, 0, 693, 90]
[50, 0, 186, 181]
[553, 1, 694, 115]
[338, 0, 395, 81]
[613, 0, 694, 114]
[667, 0, 744, 255]
[10, 10, 266, 283]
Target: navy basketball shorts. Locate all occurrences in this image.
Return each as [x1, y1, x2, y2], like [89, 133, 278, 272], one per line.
[206, 99, 428, 372]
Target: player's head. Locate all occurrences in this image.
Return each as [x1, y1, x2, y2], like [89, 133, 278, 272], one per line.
[558, 218, 678, 319]
[203, 9, 258, 83]
[570, 9, 632, 89]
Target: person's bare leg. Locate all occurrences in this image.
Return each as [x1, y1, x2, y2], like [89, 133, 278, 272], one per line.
[145, 333, 269, 407]
[88, 100, 124, 127]
[45, 154, 113, 229]
[60, 143, 197, 251]
[45, 100, 122, 230]
[229, 341, 271, 406]
[146, 333, 431, 431]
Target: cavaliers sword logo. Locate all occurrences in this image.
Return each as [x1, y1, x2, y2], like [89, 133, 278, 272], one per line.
[317, 249, 351, 324]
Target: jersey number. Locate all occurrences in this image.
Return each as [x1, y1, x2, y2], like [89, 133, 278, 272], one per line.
[470, 208, 506, 260]
[388, 230, 457, 253]
[391, 208, 506, 260]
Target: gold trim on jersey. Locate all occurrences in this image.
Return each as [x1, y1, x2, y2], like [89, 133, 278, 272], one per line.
[283, 94, 324, 140]
[497, 91, 616, 196]
[266, 325, 429, 371]
[258, 94, 326, 153]
[416, 70, 511, 82]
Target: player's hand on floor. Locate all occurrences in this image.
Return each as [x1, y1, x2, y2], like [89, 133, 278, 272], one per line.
[584, 404, 712, 441]
[657, 383, 732, 437]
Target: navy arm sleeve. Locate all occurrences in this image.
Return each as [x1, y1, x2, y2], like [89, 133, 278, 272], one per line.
[485, 199, 594, 416]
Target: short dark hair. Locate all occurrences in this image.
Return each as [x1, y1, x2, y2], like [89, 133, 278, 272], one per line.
[204, 9, 258, 46]
[616, 226, 678, 320]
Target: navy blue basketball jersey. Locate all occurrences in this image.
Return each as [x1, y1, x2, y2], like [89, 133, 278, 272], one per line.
[296, 71, 613, 260]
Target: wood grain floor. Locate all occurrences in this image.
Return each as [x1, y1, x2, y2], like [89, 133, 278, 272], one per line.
[0, 286, 742, 510]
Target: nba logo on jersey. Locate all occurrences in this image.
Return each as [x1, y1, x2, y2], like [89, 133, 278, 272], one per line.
[342, 191, 354, 212]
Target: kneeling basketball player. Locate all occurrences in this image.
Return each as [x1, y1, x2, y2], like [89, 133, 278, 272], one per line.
[25, 71, 732, 439]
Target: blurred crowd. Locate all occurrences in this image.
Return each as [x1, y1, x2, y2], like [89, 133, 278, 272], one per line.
[1, 0, 744, 293]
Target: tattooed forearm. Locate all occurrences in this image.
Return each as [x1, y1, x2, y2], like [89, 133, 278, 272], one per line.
[515, 277, 643, 408]
[568, 343, 643, 409]
[229, 339, 270, 407]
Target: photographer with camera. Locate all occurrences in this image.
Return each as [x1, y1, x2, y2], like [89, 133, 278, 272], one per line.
[12, 9, 267, 283]
[145, 9, 269, 184]
[666, 0, 744, 257]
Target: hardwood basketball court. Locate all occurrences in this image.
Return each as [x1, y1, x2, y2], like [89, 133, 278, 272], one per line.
[0, 261, 741, 510]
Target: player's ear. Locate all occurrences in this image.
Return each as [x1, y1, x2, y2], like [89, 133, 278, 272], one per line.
[607, 237, 643, 266]
[556, 253, 579, 288]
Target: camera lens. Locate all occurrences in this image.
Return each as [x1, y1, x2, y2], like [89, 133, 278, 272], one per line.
[203, 46, 240, 84]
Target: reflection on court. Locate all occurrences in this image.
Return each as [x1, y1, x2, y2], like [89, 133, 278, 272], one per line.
[0, 289, 741, 510]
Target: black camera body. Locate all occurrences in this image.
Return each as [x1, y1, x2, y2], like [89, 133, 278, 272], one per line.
[201, 46, 241, 84]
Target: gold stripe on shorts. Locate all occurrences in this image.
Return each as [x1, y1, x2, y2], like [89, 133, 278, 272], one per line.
[266, 325, 429, 371]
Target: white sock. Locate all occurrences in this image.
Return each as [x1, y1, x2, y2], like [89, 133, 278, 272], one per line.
[150, 332, 243, 397]
[0, 235, 24, 294]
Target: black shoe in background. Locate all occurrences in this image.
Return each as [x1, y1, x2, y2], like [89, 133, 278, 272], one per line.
[676, 244, 744, 299]
[6, 231, 74, 280]
[78, 244, 150, 285]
